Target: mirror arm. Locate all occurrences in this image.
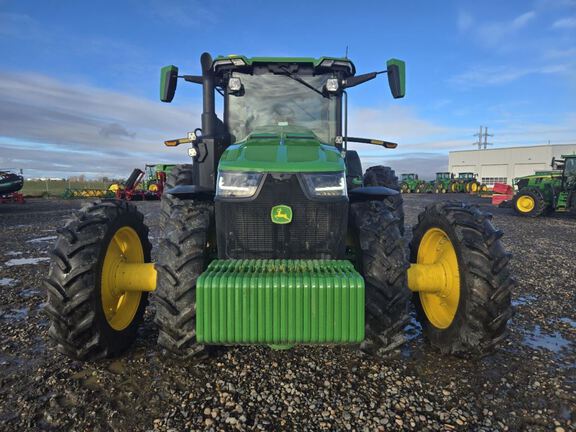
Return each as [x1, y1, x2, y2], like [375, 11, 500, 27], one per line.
[182, 75, 203, 84]
[346, 136, 398, 149]
[342, 69, 389, 89]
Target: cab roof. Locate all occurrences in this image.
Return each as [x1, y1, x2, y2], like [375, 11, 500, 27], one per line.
[212, 54, 356, 77]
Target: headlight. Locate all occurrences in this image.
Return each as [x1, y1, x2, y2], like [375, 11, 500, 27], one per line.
[302, 172, 347, 197]
[325, 78, 340, 93]
[228, 77, 242, 92]
[216, 172, 263, 198]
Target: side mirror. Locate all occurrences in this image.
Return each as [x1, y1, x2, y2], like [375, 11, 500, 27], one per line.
[386, 59, 406, 99]
[160, 65, 179, 103]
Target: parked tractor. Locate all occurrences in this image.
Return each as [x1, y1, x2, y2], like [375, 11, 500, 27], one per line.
[433, 172, 452, 193]
[45, 53, 513, 361]
[400, 173, 424, 193]
[450, 172, 479, 193]
[513, 154, 576, 217]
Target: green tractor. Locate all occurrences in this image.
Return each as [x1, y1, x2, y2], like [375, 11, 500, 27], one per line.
[450, 172, 480, 193]
[400, 173, 424, 193]
[433, 172, 452, 193]
[513, 154, 576, 217]
[44, 53, 513, 361]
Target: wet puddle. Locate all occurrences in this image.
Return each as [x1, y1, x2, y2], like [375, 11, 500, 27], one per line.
[19, 287, 41, 298]
[4, 257, 50, 266]
[512, 294, 537, 306]
[559, 317, 576, 329]
[523, 325, 571, 352]
[0, 278, 17, 286]
[0, 307, 29, 321]
[26, 236, 57, 244]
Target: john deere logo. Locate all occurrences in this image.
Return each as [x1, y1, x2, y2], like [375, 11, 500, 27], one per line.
[271, 205, 292, 224]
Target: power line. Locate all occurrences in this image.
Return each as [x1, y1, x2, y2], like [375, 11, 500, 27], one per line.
[473, 126, 493, 150]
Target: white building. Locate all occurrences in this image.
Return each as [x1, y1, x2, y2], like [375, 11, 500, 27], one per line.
[448, 144, 576, 186]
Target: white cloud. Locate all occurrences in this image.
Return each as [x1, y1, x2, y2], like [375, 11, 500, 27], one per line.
[449, 63, 571, 87]
[459, 10, 537, 49]
[552, 17, 576, 29]
[0, 71, 199, 177]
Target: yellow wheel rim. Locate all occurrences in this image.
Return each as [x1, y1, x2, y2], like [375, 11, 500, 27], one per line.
[417, 228, 460, 329]
[101, 226, 143, 331]
[451, 183, 457, 192]
[148, 184, 158, 192]
[516, 195, 535, 213]
[471, 183, 478, 192]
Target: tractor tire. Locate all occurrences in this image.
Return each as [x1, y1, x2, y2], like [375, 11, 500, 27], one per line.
[410, 202, 514, 355]
[569, 191, 576, 216]
[450, 182, 458, 193]
[350, 200, 410, 355]
[363, 166, 405, 235]
[160, 164, 194, 232]
[400, 183, 409, 194]
[155, 198, 214, 358]
[513, 187, 546, 217]
[44, 200, 152, 360]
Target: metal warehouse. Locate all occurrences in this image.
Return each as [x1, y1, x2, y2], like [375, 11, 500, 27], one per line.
[449, 143, 576, 186]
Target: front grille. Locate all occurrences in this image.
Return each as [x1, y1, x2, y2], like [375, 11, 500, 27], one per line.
[216, 174, 348, 259]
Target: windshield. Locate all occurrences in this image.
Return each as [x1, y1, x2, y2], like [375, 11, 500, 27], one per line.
[227, 72, 338, 143]
[565, 158, 576, 176]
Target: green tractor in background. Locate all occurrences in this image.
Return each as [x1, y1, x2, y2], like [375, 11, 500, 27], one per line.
[513, 154, 576, 217]
[44, 53, 513, 362]
[450, 172, 480, 193]
[400, 173, 426, 193]
[433, 172, 452, 193]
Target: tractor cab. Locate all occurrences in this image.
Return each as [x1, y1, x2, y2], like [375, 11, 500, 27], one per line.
[436, 172, 451, 180]
[457, 172, 475, 180]
[401, 173, 418, 181]
[555, 154, 576, 187]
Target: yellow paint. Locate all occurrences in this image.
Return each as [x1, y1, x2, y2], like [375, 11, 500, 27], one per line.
[408, 228, 460, 329]
[101, 226, 155, 331]
[516, 195, 535, 213]
[471, 182, 478, 192]
[275, 208, 290, 221]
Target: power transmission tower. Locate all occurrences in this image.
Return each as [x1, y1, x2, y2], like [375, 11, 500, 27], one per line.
[473, 126, 493, 150]
[482, 126, 493, 149]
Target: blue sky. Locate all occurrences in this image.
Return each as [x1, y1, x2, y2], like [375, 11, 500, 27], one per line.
[0, 0, 575, 178]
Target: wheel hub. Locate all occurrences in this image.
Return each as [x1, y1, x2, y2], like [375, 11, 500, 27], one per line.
[407, 228, 460, 329]
[101, 226, 155, 331]
[516, 195, 535, 212]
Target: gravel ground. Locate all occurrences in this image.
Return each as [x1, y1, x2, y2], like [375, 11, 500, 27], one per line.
[0, 195, 574, 431]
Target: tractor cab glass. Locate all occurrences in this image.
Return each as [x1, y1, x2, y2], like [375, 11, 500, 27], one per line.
[226, 72, 338, 144]
[564, 157, 576, 177]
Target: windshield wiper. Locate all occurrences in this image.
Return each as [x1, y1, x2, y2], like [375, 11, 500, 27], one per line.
[279, 65, 327, 98]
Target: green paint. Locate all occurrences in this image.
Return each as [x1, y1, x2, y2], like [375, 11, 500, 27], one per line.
[386, 58, 406, 97]
[196, 260, 365, 345]
[160, 65, 178, 102]
[271, 205, 292, 224]
[219, 125, 345, 173]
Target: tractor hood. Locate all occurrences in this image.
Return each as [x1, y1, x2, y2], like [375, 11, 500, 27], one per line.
[218, 125, 344, 173]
